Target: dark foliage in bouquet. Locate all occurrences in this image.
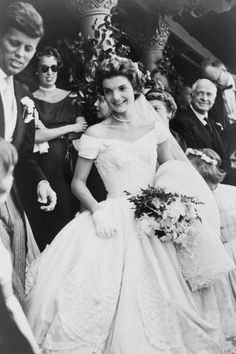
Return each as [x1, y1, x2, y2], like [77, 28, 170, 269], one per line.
[127, 185, 201, 218]
[126, 185, 203, 246]
[127, 186, 178, 219]
[57, 17, 133, 125]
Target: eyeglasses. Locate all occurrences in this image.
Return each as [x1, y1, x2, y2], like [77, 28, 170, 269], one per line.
[39, 65, 59, 73]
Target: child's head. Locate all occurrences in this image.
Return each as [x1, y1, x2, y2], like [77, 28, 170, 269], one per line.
[0, 138, 18, 203]
[186, 148, 226, 188]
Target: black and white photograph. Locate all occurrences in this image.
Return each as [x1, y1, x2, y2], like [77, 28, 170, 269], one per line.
[1, 0, 236, 353]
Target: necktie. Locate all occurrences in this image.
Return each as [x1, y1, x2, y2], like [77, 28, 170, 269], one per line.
[0, 76, 17, 141]
[204, 117, 213, 135]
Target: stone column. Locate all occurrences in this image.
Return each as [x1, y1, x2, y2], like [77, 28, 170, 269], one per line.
[143, 17, 170, 71]
[65, 0, 118, 38]
[122, 16, 170, 71]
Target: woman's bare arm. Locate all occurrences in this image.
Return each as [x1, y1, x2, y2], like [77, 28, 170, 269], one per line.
[71, 156, 101, 213]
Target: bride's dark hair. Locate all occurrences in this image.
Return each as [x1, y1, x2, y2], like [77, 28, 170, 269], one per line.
[96, 55, 146, 95]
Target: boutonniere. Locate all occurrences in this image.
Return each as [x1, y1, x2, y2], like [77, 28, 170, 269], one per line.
[21, 96, 38, 123]
[215, 122, 224, 131]
[21, 96, 50, 154]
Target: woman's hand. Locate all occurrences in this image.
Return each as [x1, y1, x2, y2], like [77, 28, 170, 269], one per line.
[71, 116, 88, 133]
[92, 209, 117, 238]
[35, 117, 88, 143]
[71, 120, 88, 133]
[35, 119, 46, 130]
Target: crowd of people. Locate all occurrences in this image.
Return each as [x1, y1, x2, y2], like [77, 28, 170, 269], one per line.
[1, 1, 236, 353]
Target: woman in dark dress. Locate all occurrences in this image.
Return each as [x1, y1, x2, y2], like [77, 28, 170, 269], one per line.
[27, 47, 88, 250]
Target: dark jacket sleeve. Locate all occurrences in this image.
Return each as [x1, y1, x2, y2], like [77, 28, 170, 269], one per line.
[13, 82, 46, 191]
[170, 112, 199, 148]
[0, 284, 34, 354]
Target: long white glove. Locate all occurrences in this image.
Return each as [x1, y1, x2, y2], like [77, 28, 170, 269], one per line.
[92, 209, 117, 238]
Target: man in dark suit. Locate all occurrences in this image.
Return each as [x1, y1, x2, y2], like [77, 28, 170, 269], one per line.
[0, 2, 56, 302]
[170, 78, 228, 170]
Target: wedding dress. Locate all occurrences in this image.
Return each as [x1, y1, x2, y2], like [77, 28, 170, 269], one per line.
[25, 121, 236, 354]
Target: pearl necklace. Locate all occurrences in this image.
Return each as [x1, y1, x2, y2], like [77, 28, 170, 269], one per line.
[39, 85, 56, 92]
[111, 113, 131, 123]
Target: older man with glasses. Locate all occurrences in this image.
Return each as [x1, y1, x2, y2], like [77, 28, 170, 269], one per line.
[170, 78, 229, 172]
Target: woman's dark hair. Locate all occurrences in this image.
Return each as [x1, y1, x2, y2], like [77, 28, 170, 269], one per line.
[0, 1, 44, 39]
[0, 138, 18, 179]
[146, 89, 177, 119]
[36, 46, 63, 68]
[96, 55, 146, 95]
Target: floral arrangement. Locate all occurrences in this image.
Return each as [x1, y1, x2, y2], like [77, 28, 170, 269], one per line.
[186, 148, 218, 166]
[127, 185, 203, 248]
[21, 96, 37, 123]
[21, 96, 49, 154]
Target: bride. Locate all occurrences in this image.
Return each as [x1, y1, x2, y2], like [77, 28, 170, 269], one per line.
[25, 55, 236, 354]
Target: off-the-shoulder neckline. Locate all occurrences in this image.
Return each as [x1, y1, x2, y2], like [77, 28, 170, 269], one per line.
[84, 124, 157, 144]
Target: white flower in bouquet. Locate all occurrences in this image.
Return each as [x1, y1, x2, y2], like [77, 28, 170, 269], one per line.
[137, 214, 156, 238]
[186, 204, 199, 220]
[160, 234, 173, 242]
[152, 197, 162, 210]
[166, 199, 184, 222]
[162, 216, 174, 228]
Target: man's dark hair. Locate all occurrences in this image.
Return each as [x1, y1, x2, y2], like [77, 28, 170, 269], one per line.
[0, 1, 44, 38]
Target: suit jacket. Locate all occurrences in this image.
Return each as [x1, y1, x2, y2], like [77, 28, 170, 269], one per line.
[221, 122, 236, 185]
[0, 80, 46, 218]
[170, 106, 229, 170]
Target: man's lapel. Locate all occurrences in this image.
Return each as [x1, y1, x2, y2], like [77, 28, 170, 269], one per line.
[0, 95, 5, 138]
[189, 108, 212, 146]
[12, 81, 25, 149]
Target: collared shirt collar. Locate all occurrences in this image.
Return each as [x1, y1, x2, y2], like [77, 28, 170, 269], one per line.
[0, 68, 7, 81]
[190, 104, 208, 125]
[0, 68, 13, 90]
[0, 68, 7, 91]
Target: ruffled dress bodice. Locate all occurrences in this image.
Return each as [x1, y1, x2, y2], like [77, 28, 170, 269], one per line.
[78, 122, 168, 196]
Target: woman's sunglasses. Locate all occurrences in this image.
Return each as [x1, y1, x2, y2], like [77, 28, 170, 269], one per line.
[39, 65, 59, 73]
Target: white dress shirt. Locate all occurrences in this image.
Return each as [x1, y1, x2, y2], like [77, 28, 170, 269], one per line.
[190, 104, 208, 125]
[0, 68, 17, 142]
[222, 74, 236, 124]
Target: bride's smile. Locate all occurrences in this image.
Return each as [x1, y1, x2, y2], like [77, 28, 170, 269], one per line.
[103, 75, 135, 116]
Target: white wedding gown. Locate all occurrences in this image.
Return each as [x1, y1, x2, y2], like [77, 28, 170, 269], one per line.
[25, 123, 236, 354]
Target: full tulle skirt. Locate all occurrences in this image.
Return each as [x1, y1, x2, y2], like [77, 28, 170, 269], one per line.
[25, 196, 236, 354]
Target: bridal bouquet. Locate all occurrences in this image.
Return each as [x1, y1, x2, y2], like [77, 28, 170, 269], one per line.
[127, 186, 203, 249]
